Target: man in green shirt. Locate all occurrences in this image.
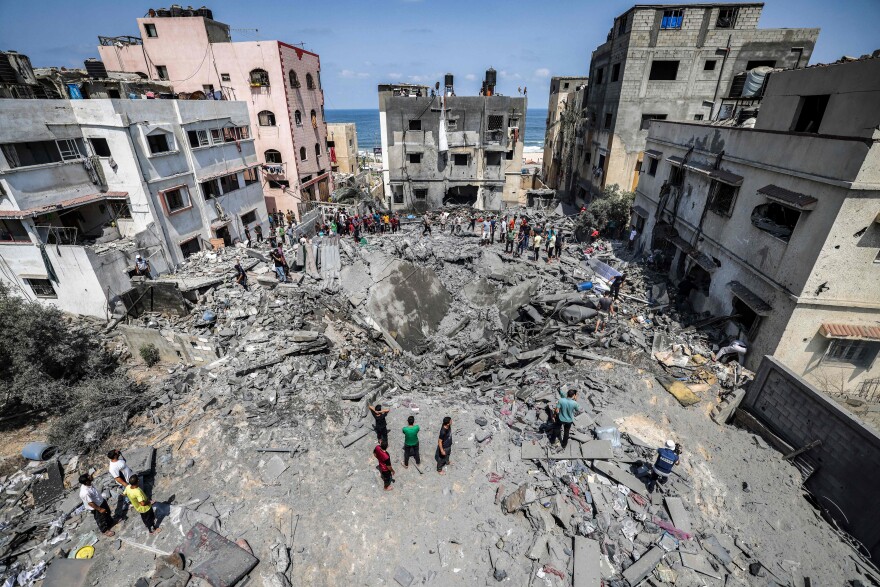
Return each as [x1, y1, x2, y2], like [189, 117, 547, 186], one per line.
[553, 389, 581, 449]
[402, 415, 420, 468]
[122, 475, 161, 535]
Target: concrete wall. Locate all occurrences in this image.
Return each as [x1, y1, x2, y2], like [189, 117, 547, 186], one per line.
[741, 355, 880, 561]
[118, 324, 219, 365]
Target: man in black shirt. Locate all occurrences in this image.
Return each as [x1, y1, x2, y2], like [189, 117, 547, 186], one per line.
[595, 293, 615, 333]
[436, 416, 453, 474]
[368, 404, 390, 444]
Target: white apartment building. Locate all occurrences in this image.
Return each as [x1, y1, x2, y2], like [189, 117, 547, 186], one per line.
[0, 98, 268, 317]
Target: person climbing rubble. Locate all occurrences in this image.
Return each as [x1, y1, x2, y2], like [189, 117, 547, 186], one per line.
[374, 439, 395, 491]
[647, 439, 681, 493]
[270, 247, 289, 283]
[550, 389, 581, 449]
[79, 474, 115, 537]
[233, 257, 249, 291]
[133, 254, 152, 279]
[714, 340, 748, 364]
[595, 292, 615, 332]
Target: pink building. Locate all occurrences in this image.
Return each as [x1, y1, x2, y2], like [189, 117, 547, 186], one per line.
[97, 8, 331, 217]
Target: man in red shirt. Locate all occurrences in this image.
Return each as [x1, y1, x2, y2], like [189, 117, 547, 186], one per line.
[374, 440, 395, 491]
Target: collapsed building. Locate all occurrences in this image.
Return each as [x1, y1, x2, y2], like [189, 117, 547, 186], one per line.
[552, 2, 819, 204]
[378, 70, 527, 211]
[0, 97, 268, 317]
[542, 76, 589, 190]
[1, 212, 878, 586]
[632, 54, 880, 395]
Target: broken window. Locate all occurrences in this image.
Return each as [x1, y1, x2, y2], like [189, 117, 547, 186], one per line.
[299, 147, 307, 161]
[268, 179, 290, 189]
[221, 73, 231, 82]
[640, 114, 667, 130]
[25, 278, 56, 298]
[746, 60, 776, 70]
[508, 117, 518, 129]
[393, 187, 404, 204]
[708, 180, 739, 216]
[249, 69, 270, 87]
[147, 133, 171, 155]
[649, 60, 679, 81]
[180, 237, 201, 258]
[704, 60, 717, 71]
[289, 70, 300, 88]
[413, 189, 428, 200]
[241, 210, 257, 226]
[595, 67, 604, 85]
[668, 164, 684, 187]
[618, 16, 628, 35]
[265, 149, 282, 164]
[408, 153, 421, 164]
[201, 179, 221, 199]
[156, 65, 169, 80]
[1, 140, 76, 168]
[447, 118, 458, 131]
[792, 94, 829, 133]
[315, 143, 321, 160]
[693, 114, 704, 121]
[716, 7, 737, 28]
[211, 129, 224, 144]
[306, 73, 316, 90]
[144, 23, 158, 37]
[603, 113, 613, 129]
[223, 126, 249, 142]
[611, 63, 620, 82]
[243, 167, 259, 185]
[409, 119, 422, 131]
[0, 219, 28, 242]
[258, 110, 276, 126]
[488, 115, 504, 131]
[661, 9, 683, 29]
[453, 154, 469, 166]
[219, 173, 240, 193]
[486, 152, 502, 166]
[732, 296, 760, 335]
[187, 130, 209, 148]
[751, 202, 801, 242]
[163, 187, 190, 213]
[294, 110, 302, 126]
[647, 158, 658, 176]
[824, 339, 879, 367]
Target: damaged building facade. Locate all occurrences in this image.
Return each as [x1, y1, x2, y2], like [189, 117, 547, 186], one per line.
[0, 98, 267, 317]
[542, 76, 588, 190]
[632, 55, 880, 394]
[326, 122, 358, 175]
[564, 3, 818, 203]
[378, 72, 526, 211]
[97, 7, 331, 216]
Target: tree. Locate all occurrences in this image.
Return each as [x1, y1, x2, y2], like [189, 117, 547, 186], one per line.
[583, 184, 636, 236]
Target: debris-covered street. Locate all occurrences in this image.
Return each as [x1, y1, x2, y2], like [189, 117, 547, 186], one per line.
[1, 206, 876, 587]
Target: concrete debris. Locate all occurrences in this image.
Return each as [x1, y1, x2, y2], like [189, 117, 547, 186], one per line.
[0, 205, 869, 587]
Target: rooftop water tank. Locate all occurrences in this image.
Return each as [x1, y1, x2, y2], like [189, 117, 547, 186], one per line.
[741, 66, 773, 98]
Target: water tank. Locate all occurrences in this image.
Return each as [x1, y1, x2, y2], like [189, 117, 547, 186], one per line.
[170, 4, 183, 16]
[485, 68, 496, 86]
[741, 66, 773, 97]
[197, 6, 213, 19]
[84, 58, 109, 79]
[444, 73, 453, 88]
[156, 7, 171, 17]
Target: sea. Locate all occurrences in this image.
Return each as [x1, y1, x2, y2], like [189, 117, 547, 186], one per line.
[325, 108, 547, 154]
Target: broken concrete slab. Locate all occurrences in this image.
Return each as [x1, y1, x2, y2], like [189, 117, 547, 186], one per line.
[621, 546, 665, 586]
[124, 446, 156, 476]
[573, 537, 601, 587]
[262, 454, 289, 483]
[33, 460, 64, 507]
[339, 427, 372, 448]
[591, 461, 647, 496]
[393, 565, 414, 587]
[579, 440, 614, 459]
[42, 558, 94, 587]
[664, 497, 693, 535]
[680, 551, 724, 579]
[175, 522, 258, 587]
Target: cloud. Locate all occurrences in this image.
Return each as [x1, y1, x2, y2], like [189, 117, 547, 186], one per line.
[534, 68, 551, 78]
[340, 69, 370, 79]
[499, 70, 522, 80]
[403, 28, 432, 34]
[388, 72, 403, 79]
[464, 73, 477, 81]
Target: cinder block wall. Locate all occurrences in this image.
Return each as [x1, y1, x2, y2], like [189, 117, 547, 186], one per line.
[741, 356, 880, 560]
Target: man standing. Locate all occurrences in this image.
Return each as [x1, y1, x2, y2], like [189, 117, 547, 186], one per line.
[79, 474, 115, 537]
[595, 293, 615, 332]
[234, 257, 249, 291]
[436, 416, 453, 474]
[374, 440, 395, 491]
[469, 214, 476, 232]
[270, 247, 288, 283]
[402, 415, 420, 468]
[440, 211, 449, 233]
[505, 224, 516, 254]
[368, 404, 390, 444]
[481, 218, 491, 246]
[107, 450, 133, 489]
[489, 216, 496, 243]
[610, 274, 626, 300]
[254, 224, 263, 243]
[554, 390, 580, 449]
[628, 226, 638, 250]
[123, 475, 161, 535]
[422, 214, 432, 236]
[532, 231, 542, 262]
[648, 440, 680, 492]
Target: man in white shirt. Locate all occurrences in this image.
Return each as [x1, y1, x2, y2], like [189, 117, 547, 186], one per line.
[79, 473, 115, 536]
[107, 450, 133, 488]
[628, 227, 638, 250]
[481, 219, 491, 246]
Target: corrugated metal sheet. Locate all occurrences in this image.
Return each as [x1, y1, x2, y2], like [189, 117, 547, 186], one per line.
[709, 168, 744, 186]
[644, 149, 663, 159]
[820, 323, 880, 341]
[757, 184, 817, 210]
[728, 280, 773, 315]
[667, 155, 685, 166]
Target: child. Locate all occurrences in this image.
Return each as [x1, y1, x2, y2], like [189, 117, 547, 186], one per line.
[123, 475, 161, 535]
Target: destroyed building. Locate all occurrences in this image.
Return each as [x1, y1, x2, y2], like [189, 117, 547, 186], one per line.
[97, 6, 332, 215]
[632, 54, 880, 393]
[0, 98, 268, 317]
[326, 122, 358, 174]
[378, 70, 526, 211]
[561, 3, 819, 203]
[542, 76, 589, 190]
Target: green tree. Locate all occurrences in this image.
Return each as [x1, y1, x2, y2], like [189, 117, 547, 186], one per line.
[584, 184, 636, 235]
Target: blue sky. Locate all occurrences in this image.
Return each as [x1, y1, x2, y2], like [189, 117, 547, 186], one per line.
[1, 0, 878, 108]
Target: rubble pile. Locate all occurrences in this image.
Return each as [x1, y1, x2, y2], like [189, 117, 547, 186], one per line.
[0, 207, 875, 587]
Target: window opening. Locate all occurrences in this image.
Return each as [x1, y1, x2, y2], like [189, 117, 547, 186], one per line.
[661, 9, 684, 29]
[25, 278, 56, 298]
[708, 180, 738, 216]
[187, 130, 209, 148]
[249, 69, 270, 87]
[751, 202, 800, 242]
[649, 61, 679, 80]
[300, 147, 307, 161]
[408, 119, 421, 131]
[408, 153, 421, 164]
[640, 114, 667, 130]
[147, 133, 171, 154]
[453, 154, 468, 166]
[792, 94, 829, 133]
[144, 23, 158, 37]
[264, 149, 282, 164]
[716, 7, 737, 28]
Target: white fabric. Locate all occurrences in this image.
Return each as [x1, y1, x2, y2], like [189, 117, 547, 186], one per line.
[629, 229, 637, 241]
[109, 457, 133, 483]
[438, 96, 448, 153]
[79, 484, 103, 510]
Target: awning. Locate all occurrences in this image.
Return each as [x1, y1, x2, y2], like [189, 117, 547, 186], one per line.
[684, 160, 714, 175]
[632, 205, 649, 219]
[757, 184, 817, 210]
[199, 165, 257, 183]
[0, 192, 129, 219]
[644, 149, 663, 159]
[210, 219, 229, 230]
[667, 235, 693, 253]
[667, 155, 685, 166]
[710, 168, 743, 186]
[689, 250, 716, 272]
[820, 323, 880, 341]
[728, 281, 773, 315]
